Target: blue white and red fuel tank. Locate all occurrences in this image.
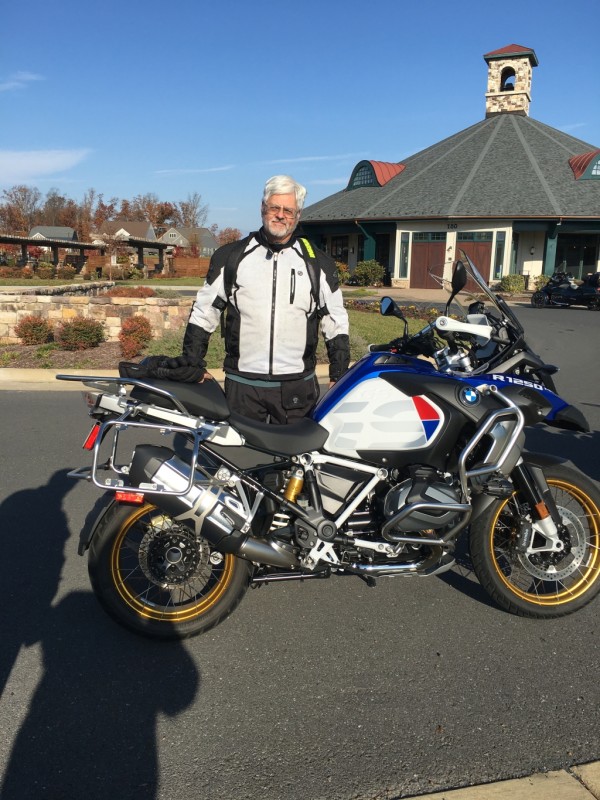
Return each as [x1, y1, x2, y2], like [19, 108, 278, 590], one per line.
[311, 352, 572, 465]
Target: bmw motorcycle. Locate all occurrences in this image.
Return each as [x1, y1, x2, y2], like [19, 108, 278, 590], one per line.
[58, 253, 600, 639]
[531, 271, 600, 310]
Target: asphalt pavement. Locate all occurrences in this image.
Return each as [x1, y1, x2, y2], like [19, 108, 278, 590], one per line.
[1, 287, 599, 799]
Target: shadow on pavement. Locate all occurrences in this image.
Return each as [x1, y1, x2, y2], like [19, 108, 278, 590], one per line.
[0, 469, 200, 799]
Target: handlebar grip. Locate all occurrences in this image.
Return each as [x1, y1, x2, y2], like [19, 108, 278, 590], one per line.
[368, 343, 394, 353]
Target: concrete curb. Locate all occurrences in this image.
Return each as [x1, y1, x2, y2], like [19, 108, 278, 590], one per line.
[402, 763, 600, 799]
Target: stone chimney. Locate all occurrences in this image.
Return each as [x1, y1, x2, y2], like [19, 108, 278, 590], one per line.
[483, 44, 538, 117]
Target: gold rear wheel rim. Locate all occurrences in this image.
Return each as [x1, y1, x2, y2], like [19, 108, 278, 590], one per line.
[110, 505, 236, 622]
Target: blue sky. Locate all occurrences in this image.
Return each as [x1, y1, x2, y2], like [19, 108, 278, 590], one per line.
[1, 0, 599, 234]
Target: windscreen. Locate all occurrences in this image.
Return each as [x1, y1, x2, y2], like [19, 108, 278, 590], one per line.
[453, 250, 525, 335]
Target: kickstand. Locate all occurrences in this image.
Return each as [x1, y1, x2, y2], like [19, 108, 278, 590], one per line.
[358, 574, 377, 588]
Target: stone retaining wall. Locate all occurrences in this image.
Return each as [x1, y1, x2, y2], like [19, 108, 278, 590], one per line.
[0, 293, 193, 343]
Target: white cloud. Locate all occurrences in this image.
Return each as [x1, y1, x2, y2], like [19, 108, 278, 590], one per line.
[0, 149, 92, 184]
[155, 164, 235, 175]
[559, 122, 587, 133]
[310, 177, 348, 186]
[0, 71, 45, 92]
[259, 153, 366, 166]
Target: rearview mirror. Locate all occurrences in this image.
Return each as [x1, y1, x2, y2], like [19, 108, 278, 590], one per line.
[452, 261, 468, 294]
[380, 296, 406, 320]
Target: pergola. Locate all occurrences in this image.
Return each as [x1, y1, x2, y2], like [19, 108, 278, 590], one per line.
[0, 233, 105, 267]
[124, 236, 169, 271]
[0, 233, 170, 271]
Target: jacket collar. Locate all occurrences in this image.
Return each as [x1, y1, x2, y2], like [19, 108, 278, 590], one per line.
[255, 226, 298, 253]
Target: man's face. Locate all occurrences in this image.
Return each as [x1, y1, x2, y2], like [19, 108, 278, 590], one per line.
[261, 193, 299, 243]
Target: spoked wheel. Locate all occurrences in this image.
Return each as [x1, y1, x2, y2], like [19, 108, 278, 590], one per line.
[470, 465, 600, 618]
[88, 500, 251, 638]
[587, 297, 600, 311]
[530, 291, 548, 308]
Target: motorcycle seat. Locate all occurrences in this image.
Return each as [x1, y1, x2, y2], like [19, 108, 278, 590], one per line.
[229, 412, 329, 456]
[131, 377, 231, 421]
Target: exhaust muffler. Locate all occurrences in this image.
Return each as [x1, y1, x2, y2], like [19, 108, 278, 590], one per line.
[128, 445, 300, 569]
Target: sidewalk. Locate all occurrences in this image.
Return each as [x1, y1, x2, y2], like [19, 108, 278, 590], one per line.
[401, 763, 600, 799]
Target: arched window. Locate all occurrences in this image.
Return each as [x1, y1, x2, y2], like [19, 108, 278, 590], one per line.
[350, 164, 376, 188]
[570, 150, 600, 180]
[500, 67, 516, 92]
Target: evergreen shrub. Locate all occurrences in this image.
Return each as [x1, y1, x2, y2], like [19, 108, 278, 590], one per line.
[55, 317, 105, 350]
[119, 315, 153, 358]
[14, 314, 54, 345]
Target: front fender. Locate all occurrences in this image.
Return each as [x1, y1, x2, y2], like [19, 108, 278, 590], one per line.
[469, 451, 569, 523]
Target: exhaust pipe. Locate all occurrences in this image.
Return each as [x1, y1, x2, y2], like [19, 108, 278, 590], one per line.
[129, 445, 300, 570]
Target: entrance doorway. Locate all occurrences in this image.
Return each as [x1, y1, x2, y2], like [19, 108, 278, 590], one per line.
[555, 234, 599, 279]
[457, 233, 493, 282]
[410, 233, 446, 289]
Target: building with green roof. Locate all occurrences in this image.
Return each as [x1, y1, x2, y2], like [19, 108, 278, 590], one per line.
[300, 45, 600, 289]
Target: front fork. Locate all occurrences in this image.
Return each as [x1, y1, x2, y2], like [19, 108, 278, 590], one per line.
[511, 461, 565, 555]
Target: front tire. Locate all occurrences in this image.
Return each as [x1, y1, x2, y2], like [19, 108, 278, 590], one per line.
[470, 464, 600, 618]
[531, 291, 548, 308]
[88, 501, 252, 639]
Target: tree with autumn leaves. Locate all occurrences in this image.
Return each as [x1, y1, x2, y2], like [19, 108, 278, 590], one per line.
[0, 185, 238, 243]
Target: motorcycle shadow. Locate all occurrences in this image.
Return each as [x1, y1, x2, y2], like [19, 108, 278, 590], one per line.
[438, 536, 498, 611]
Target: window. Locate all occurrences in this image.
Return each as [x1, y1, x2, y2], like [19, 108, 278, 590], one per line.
[592, 160, 600, 176]
[500, 68, 516, 92]
[399, 233, 409, 278]
[458, 232, 493, 242]
[350, 165, 376, 188]
[331, 236, 349, 263]
[493, 232, 505, 280]
[413, 232, 446, 242]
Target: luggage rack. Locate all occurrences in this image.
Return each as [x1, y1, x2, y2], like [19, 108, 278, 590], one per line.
[56, 373, 194, 416]
[58, 374, 215, 497]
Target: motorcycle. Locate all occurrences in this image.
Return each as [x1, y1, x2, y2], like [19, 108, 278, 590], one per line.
[531, 270, 600, 310]
[58, 253, 600, 639]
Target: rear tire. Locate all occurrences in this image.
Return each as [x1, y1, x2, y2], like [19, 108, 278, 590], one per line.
[470, 464, 600, 618]
[530, 291, 548, 308]
[88, 500, 251, 639]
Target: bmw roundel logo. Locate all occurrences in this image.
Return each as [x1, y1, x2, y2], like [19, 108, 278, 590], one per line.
[460, 387, 480, 406]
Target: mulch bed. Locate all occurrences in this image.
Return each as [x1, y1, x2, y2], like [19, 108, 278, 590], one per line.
[0, 341, 123, 370]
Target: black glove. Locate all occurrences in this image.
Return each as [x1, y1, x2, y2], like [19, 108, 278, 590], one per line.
[119, 355, 205, 383]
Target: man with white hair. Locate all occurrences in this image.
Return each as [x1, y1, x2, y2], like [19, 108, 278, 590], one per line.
[181, 175, 350, 423]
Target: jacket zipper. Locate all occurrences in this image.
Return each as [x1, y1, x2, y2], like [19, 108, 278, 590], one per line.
[290, 268, 296, 304]
[269, 253, 278, 375]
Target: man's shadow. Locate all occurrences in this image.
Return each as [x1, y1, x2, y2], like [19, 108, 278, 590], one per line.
[0, 470, 200, 800]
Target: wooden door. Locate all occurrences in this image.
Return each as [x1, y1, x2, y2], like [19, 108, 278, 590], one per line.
[410, 241, 447, 289]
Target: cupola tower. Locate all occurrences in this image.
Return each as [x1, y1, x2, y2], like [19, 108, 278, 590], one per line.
[484, 44, 538, 117]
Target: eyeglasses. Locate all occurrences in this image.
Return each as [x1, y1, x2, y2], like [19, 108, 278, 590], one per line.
[263, 203, 298, 219]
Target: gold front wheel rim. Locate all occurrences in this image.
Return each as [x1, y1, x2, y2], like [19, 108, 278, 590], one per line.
[490, 480, 600, 607]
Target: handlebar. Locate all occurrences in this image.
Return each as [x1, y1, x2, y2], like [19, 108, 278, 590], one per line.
[368, 339, 405, 353]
